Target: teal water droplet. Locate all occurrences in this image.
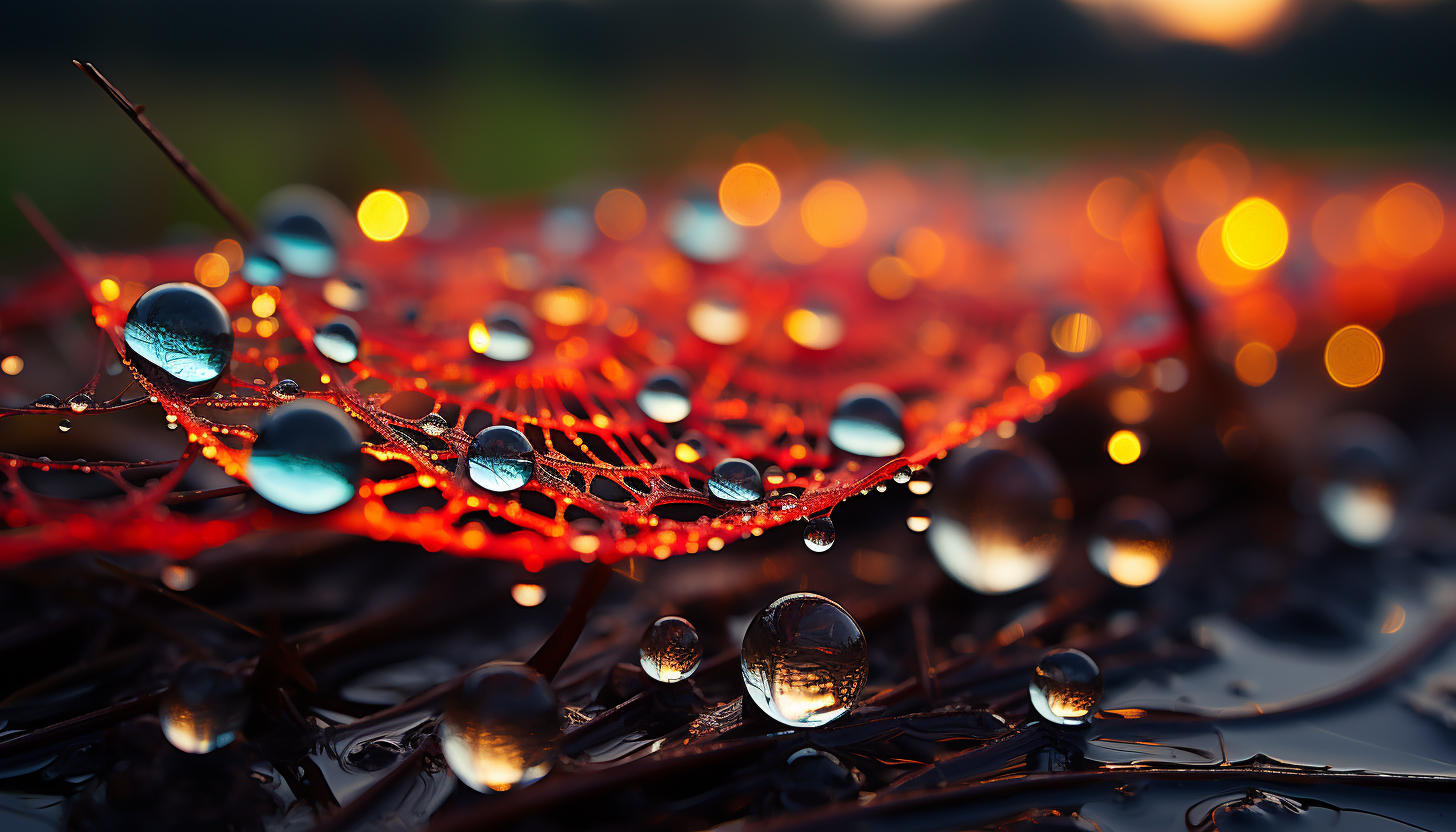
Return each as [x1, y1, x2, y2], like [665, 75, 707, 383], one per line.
[160, 661, 249, 754]
[1317, 413, 1409, 548]
[637, 368, 692, 424]
[741, 593, 866, 727]
[803, 516, 835, 553]
[314, 317, 361, 364]
[441, 662, 560, 792]
[124, 283, 233, 385]
[639, 616, 702, 682]
[246, 399, 362, 514]
[667, 200, 744, 263]
[481, 307, 535, 362]
[263, 214, 336, 277]
[241, 250, 285, 286]
[1029, 648, 1102, 726]
[468, 425, 535, 492]
[828, 384, 905, 457]
[708, 458, 763, 503]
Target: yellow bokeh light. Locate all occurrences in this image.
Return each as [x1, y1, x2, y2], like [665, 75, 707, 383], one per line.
[801, 180, 867, 248]
[98, 278, 121, 302]
[687, 299, 748, 345]
[783, 307, 844, 350]
[1028, 372, 1061, 399]
[1234, 341, 1277, 386]
[357, 189, 409, 242]
[1197, 216, 1261, 290]
[468, 320, 490, 354]
[595, 188, 647, 241]
[719, 163, 781, 227]
[1221, 197, 1288, 270]
[1163, 143, 1251, 224]
[1015, 352, 1046, 385]
[1109, 387, 1152, 424]
[1050, 312, 1102, 355]
[1107, 430, 1143, 465]
[533, 284, 594, 326]
[1, 355, 22, 375]
[214, 239, 244, 271]
[675, 441, 702, 464]
[867, 255, 915, 300]
[194, 252, 229, 288]
[250, 294, 277, 318]
[1372, 182, 1443, 260]
[511, 583, 546, 607]
[896, 227, 945, 277]
[1076, 0, 1289, 49]
[1324, 324, 1384, 388]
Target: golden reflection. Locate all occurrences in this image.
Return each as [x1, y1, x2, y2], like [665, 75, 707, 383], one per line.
[250, 294, 277, 318]
[511, 583, 546, 607]
[1324, 324, 1383, 388]
[1050, 312, 1102, 356]
[0, 355, 21, 376]
[468, 320, 491, 354]
[1107, 430, 1142, 465]
[1222, 197, 1288, 269]
[719, 163, 781, 226]
[214, 239, 244, 271]
[98, 278, 121, 302]
[687, 299, 749, 345]
[1073, 0, 1289, 48]
[1109, 387, 1152, 424]
[784, 307, 845, 350]
[1197, 216, 1260, 291]
[533, 284, 593, 326]
[1381, 603, 1406, 635]
[896, 227, 945, 277]
[801, 180, 867, 248]
[194, 252, 230, 288]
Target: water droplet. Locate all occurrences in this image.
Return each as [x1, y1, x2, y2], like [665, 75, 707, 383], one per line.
[161, 564, 197, 591]
[708, 458, 763, 503]
[314, 317, 361, 364]
[258, 186, 348, 278]
[32, 393, 63, 408]
[468, 425, 535, 492]
[246, 399, 362, 514]
[687, 297, 749, 345]
[828, 384, 905, 457]
[124, 283, 234, 385]
[874, 483, 887, 493]
[269, 379, 302, 400]
[240, 250, 285, 286]
[420, 412, 450, 437]
[741, 593, 867, 727]
[638, 616, 702, 682]
[440, 662, 560, 792]
[1089, 497, 1172, 587]
[58, 419, 72, 433]
[928, 441, 1069, 594]
[1194, 789, 1313, 830]
[803, 516, 835, 553]
[892, 466, 912, 484]
[907, 468, 934, 496]
[160, 661, 249, 754]
[637, 368, 692, 424]
[479, 306, 536, 362]
[1317, 413, 1410, 548]
[906, 502, 931, 533]
[68, 393, 94, 413]
[667, 199, 745, 263]
[1029, 648, 1102, 726]
[322, 275, 369, 311]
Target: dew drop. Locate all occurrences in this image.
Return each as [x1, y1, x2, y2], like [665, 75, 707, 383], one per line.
[708, 458, 763, 503]
[314, 317, 362, 364]
[440, 662, 560, 792]
[160, 661, 249, 754]
[668, 199, 745, 263]
[479, 306, 536, 362]
[68, 393, 94, 413]
[687, 297, 749, 346]
[907, 468, 934, 496]
[123, 283, 234, 385]
[1030, 648, 1102, 726]
[322, 275, 369, 311]
[906, 502, 931, 533]
[741, 593, 867, 728]
[803, 516, 835, 553]
[269, 379, 303, 400]
[468, 425, 535, 492]
[1317, 413, 1410, 548]
[32, 393, 63, 408]
[892, 466, 912, 484]
[58, 419, 72, 433]
[828, 384, 905, 457]
[246, 399, 362, 514]
[240, 250, 285, 286]
[928, 440, 1068, 594]
[258, 186, 346, 278]
[1089, 497, 1172, 587]
[770, 748, 862, 813]
[637, 368, 692, 424]
[638, 616, 702, 683]
[419, 412, 450, 437]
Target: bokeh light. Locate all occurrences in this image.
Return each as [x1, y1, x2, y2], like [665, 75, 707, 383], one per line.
[1050, 312, 1102, 356]
[1197, 216, 1260, 290]
[867, 255, 916, 299]
[896, 227, 945, 277]
[1372, 183, 1443, 260]
[357, 189, 409, 242]
[1086, 177, 1142, 240]
[194, 252, 229, 288]
[1221, 197, 1288, 270]
[784, 307, 845, 350]
[1107, 430, 1143, 465]
[1324, 324, 1384, 388]
[1234, 341, 1278, 386]
[801, 180, 867, 248]
[719, 163, 781, 227]
[594, 188, 648, 241]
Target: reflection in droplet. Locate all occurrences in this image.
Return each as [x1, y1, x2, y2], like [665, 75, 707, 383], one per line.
[468, 425, 535, 492]
[803, 516, 835, 553]
[241, 251, 285, 286]
[68, 393, 93, 413]
[1317, 413, 1409, 548]
[1029, 648, 1102, 726]
[246, 399, 362, 515]
[161, 564, 197, 591]
[314, 317, 362, 364]
[893, 466, 912, 484]
[58, 419, 72, 433]
[639, 616, 702, 682]
[322, 276, 369, 311]
[420, 412, 450, 437]
[160, 661, 249, 754]
[741, 593, 867, 727]
[258, 186, 349, 278]
[907, 468, 934, 496]
[441, 662, 560, 792]
[906, 503, 931, 533]
[477, 306, 536, 362]
[124, 283, 234, 385]
[637, 368, 692, 424]
[928, 441, 1069, 594]
[1089, 497, 1173, 587]
[269, 379, 302, 400]
[783, 305, 845, 351]
[687, 297, 749, 346]
[708, 458, 763, 503]
[828, 384, 905, 457]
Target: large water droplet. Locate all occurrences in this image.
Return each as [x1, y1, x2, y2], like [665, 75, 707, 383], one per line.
[468, 425, 535, 492]
[741, 593, 867, 728]
[708, 458, 763, 503]
[314, 317, 361, 364]
[637, 368, 692, 424]
[928, 440, 1069, 594]
[419, 412, 450, 437]
[907, 468, 934, 496]
[124, 283, 234, 385]
[638, 616, 702, 683]
[1316, 413, 1410, 548]
[1193, 790, 1316, 831]
[240, 250, 285, 286]
[440, 662, 560, 792]
[32, 393, 63, 408]
[480, 306, 536, 362]
[803, 516, 835, 553]
[160, 661, 249, 754]
[257, 186, 349, 278]
[246, 399, 362, 514]
[1029, 648, 1102, 726]
[269, 379, 302, 400]
[828, 384, 905, 457]
[1089, 497, 1172, 587]
[68, 393, 94, 413]
[769, 748, 863, 814]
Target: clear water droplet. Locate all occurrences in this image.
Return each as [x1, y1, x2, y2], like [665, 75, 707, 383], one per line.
[803, 516, 835, 553]
[258, 186, 347, 278]
[874, 483, 887, 493]
[1029, 648, 1102, 726]
[160, 661, 249, 754]
[246, 399, 362, 514]
[322, 275, 369, 311]
[637, 368, 692, 424]
[32, 393, 63, 408]
[419, 412, 450, 437]
[440, 662, 559, 792]
[708, 458, 763, 503]
[58, 419, 72, 433]
[1089, 497, 1172, 587]
[638, 616, 702, 682]
[480, 306, 535, 362]
[742, 593, 867, 728]
[928, 440, 1069, 594]
[906, 502, 931, 533]
[124, 283, 234, 385]
[687, 297, 749, 346]
[771, 748, 862, 813]
[269, 379, 302, 400]
[1317, 413, 1410, 548]
[314, 317, 361, 364]
[468, 425, 535, 492]
[893, 466, 912, 484]
[828, 384, 905, 457]
[908, 468, 934, 496]
[240, 250, 285, 286]
[68, 393, 94, 413]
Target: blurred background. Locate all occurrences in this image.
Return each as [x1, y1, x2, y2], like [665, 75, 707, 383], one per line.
[2, 0, 1453, 272]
